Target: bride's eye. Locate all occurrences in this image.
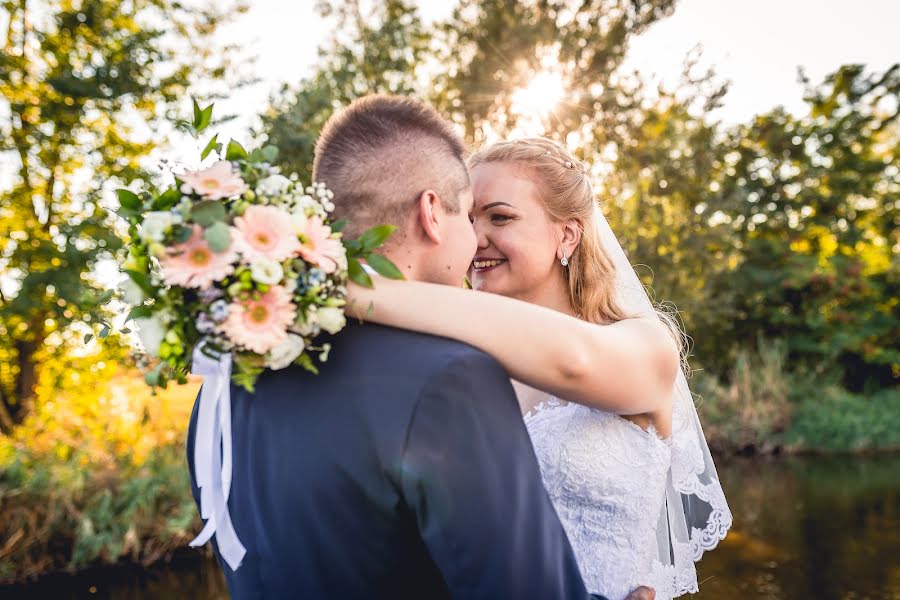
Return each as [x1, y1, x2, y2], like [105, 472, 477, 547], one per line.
[490, 214, 511, 224]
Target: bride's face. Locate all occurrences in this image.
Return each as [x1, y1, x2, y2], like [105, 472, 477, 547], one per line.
[468, 162, 564, 299]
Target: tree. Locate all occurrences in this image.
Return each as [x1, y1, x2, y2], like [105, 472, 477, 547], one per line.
[263, 0, 430, 182]
[717, 65, 899, 389]
[263, 0, 676, 176]
[598, 58, 736, 372]
[0, 0, 249, 431]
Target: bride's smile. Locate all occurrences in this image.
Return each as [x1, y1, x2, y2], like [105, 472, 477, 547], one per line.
[468, 161, 579, 315]
[471, 257, 507, 271]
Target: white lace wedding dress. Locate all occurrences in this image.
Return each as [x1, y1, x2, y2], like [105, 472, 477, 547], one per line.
[525, 398, 691, 600]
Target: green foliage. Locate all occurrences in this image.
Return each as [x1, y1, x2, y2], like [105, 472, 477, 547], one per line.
[0, 354, 201, 581]
[695, 339, 900, 454]
[716, 65, 900, 390]
[265, 2, 896, 393]
[0, 0, 249, 431]
[692, 340, 794, 454]
[786, 387, 900, 452]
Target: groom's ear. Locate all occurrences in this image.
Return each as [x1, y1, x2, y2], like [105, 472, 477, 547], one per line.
[417, 189, 443, 245]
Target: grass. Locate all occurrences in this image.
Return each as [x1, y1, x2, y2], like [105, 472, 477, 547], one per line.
[691, 340, 900, 454]
[0, 369, 203, 582]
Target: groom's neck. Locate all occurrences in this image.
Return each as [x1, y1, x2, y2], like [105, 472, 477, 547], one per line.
[378, 243, 426, 282]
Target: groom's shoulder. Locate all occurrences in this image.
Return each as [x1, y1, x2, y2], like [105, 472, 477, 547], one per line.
[338, 322, 503, 375]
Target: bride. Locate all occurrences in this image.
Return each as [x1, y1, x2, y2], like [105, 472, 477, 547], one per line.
[347, 137, 732, 600]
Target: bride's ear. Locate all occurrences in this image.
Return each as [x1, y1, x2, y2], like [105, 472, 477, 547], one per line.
[417, 189, 442, 244]
[558, 220, 582, 261]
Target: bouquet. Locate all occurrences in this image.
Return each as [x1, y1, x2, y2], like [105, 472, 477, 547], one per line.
[114, 101, 401, 392]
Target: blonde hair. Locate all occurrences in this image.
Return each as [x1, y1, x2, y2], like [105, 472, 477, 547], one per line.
[469, 137, 690, 370]
[469, 137, 628, 325]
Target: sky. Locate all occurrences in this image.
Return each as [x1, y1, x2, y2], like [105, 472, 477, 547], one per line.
[2, 0, 898, 301]
[211, 0, 900, 140]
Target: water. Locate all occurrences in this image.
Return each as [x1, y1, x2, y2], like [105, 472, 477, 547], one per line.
[694, 454, 900, 599]
[4, 455, 899, 599]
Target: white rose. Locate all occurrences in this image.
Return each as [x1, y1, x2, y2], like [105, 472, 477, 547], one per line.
[119, 277, 145, 305]
[317, 306, 346, 335]
[257, 174, 292, 197]
[265, 333, 305, 370]
[290, 310, 320, 337]
[134, 315, 166, 357]
[139, 211, 178, 243]
[250, 259, 284, 285]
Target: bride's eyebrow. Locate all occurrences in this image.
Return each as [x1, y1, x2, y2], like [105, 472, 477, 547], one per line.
[480, 201, 514, 211]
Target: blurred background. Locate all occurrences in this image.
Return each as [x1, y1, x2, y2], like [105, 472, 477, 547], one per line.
[1, 0, 898, 597]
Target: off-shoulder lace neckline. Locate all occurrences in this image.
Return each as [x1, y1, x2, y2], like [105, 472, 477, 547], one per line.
[525, 395, 672, 444]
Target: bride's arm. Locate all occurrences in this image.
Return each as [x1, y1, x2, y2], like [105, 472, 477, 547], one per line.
[347, 279, 680, 415]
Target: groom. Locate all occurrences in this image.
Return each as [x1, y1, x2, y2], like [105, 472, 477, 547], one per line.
[188, 95, 652, 599]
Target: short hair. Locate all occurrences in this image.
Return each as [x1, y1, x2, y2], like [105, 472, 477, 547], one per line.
[312, 95, 470, 238]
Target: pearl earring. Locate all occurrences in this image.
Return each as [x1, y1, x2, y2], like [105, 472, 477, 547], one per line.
[560, 255, 569, 267]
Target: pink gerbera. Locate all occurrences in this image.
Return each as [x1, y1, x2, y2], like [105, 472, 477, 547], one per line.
[298, 216, 346, 274]
[218, 285, 296, 354]
[160, 225, 237, 290]
[233, 205, 302, 262]
[180, 160, 248, 200]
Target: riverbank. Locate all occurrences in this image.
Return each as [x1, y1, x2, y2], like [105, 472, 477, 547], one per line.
[1, 362, 897, 584]
[690, 344, 900, 455]
[3, 454, 899, 599]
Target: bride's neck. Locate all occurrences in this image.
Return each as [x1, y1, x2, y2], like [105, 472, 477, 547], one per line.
[514, 272, 578, 318]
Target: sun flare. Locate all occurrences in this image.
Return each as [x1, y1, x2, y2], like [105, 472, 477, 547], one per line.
[511, 70, 566, 118]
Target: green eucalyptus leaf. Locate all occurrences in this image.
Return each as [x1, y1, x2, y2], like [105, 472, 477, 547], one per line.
[98, 289, 115, 304]
[358, 224, 397, 252]
[330, 219, 347, 233]
[116, 189, 141, 210]
[366, 254, 405, 280]
[154, 187, 181, 210]
[204, 221, 232, 252]
[261, 145, 279, 163]
[192, 99, 213, 132]
[191, 98, 202, 127]
[191, 200, 227, 226]
[201, 133, 220, 160]
[99, 324, 111, 339]
[172, 224, 194, 243]
[84, 333, 93, 344]
[225, 139, 248, 160]
[117, 206, 139, 220]
[342, 238, 362, 255]
[348, 257, 373, 288]
[125, 304, 153, 322]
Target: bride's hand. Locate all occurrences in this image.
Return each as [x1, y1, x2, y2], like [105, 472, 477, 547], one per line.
[343, 276, 382, 320]
[625, 586, 655, 600]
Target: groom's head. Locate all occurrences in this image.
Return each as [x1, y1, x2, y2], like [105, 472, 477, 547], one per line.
[313, 95, 475, 285]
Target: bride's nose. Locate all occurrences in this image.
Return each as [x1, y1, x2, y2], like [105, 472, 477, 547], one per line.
[474, 220, 490, 249]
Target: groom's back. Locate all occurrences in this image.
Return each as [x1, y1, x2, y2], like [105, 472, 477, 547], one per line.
[189, 323, 483, 599]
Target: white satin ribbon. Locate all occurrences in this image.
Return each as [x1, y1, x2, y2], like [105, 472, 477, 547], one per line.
[189, 346, 247, 571]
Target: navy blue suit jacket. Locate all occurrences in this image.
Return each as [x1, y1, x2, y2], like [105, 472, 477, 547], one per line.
[187, 322, 605, 599]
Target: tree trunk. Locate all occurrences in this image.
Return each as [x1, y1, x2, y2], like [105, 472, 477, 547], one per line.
[0, 388, 15, 434]
[12, 337, 40, 427]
